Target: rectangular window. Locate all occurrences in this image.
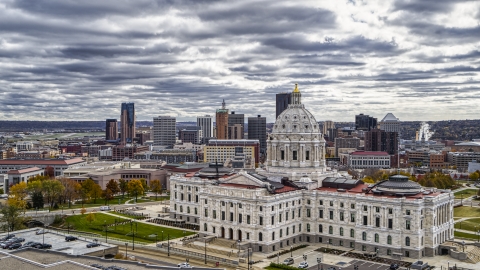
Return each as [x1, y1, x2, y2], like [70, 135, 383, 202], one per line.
[306, 151, 310, 160]
[363, 205, 368, 211]
[363, 216, 368, 226]
[260, 206, 263, 211]
[204, 209, 208, 217]
[292, 210, 295, 219]
[271, 216, 275, 225]
[340, 212, 344, 221]
[406, 210, 411, 215]
[388, 208, 393, 214]
[259, 216, 263, 225]
[293, 151, 297, 160]
[319, 200, 323, 205]
[376, 217, 380, 227]
[221, 211, 225, 220]
[351, 213, 355, 222]
[247, 215, 251, 224]
[350, 242, 354, 248]
[230, 212, 234, 222]
[375, 207, 380, 213]
[286, 212, 289, 221]
[330, 201, 333, 206]
[351, 203, 355, 209]
[319, 210, 323, 218]
[293, 225, 295, 234]
[406, 220, 411, 230]
[329, 211, 334, 220]
[388, 219, 393, 229]
[213, 210, 217, 219]
[239, 214, 242, 223]
[279, 213, 282, 222]
[281, 150, 285, 160]
[307, 209, 311, 218]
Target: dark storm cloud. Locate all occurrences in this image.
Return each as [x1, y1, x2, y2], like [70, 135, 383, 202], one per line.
[392, 0, 475, 14]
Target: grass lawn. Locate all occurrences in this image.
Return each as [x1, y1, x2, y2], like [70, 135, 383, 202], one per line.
[454, 189, 478, 199]
[49, 196, 153, 211]
[454, 218, 480, 232]
[265, 266, 289, 270]
[453, 206, 480, 217]
[63, 213, 194, 243]
[454, 231, 479, 241]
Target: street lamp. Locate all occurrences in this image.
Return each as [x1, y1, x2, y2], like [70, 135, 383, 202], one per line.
[462, 241, 465, 252]
[168, 234, 170, 256]
[125, 243, 128, 258]
[162, 231, 164, 242]
[290, 246, 293, 257]
[237, 240, 241, 256]
[448, 261, 450, 270]
[204, 238, 207, 264]
[104, 220, 108, 243]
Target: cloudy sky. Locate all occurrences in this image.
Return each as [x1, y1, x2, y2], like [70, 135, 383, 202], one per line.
[1, 0, 479, 122]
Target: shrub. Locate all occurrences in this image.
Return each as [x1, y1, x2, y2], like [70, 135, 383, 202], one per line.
[52, 215, 63, 225]
[266, 245, 308, 259]
[269, 262, 301, 270]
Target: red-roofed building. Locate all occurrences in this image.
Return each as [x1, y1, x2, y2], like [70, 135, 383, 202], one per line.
[5, 167, 44, 192]
[0, 158, 86, 177]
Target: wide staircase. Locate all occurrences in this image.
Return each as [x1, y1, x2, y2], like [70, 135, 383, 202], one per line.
[211, 238, 239, 249]
[466, 245, 480, 264]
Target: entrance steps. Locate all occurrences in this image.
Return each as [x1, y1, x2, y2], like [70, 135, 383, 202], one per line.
[211, 238, 238, 248]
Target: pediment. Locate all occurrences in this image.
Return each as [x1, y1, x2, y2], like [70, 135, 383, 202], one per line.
[220, 171, 265, 187]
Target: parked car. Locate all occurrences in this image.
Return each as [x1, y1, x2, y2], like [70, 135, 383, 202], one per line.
[105, 266, 126, 270]
[87, 242, 101, 248]
[298, 262, 309, 269]
[389, 264, 399, 270]
[33, 243, 52, 249]
[90, 264, 105, 269]
[36, 230, 46, 235]
[283, 258, 294, 265]
[99, 206, 111, 211]
[65, 236, 78, 242]
[14, 237, 25, 242]
[8, 243, 22, 250]
[23, 242, 40, 248]
[177, 262, 192, 268]
[0, 234, 15, 241]
[1, 240, 15, 249]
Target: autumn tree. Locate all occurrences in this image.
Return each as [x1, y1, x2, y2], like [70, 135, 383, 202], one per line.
[106, 179, 120, 195]
[86, 213, 95, 224]
[127, 179, 144, 201]
[470, 172, 479, 181]
[59, 177, 81, 208]
[102, 188, 114, 205]
[44, 166, 55, 178]
[118, 179, 128, 198]
[0, 204, 28, 232]
[8, 182, 28, 210]
[42, 180, 65, 209]
[90, 183, 103, 204]
[149, 179, 162, 200]
[27, 180, 44, 209]
[140, 178, 149, 192]
[80, 178, 95, 206]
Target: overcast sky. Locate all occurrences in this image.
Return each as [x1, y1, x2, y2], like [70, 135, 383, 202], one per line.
[1, 0, 479, 123]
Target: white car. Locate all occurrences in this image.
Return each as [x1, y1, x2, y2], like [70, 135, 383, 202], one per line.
[298, 262, 309, 269]
[177, 263, 192, 268]
[99, 206, 111, 211]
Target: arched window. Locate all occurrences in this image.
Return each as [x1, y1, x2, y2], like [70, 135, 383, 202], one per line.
[387, 235, 392, 245]
[362, 232, 367, 241]
[259, 232, 263, 241]
[350, 229, 355, 238]
[374, 233, 379, 243]
[406, 237, 410, 246]
[329, 226, 333, 234]
[319, 225, 323, 233]
[204, 223, 207, 231]
[340, 227, 344, 236]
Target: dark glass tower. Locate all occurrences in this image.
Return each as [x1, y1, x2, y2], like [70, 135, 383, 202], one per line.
[120, 102, 135, 145]
[276, 92, 291, 119]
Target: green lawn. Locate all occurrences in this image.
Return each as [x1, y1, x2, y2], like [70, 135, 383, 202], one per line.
[454, 218, 480, 232]
[453, 206, 480, 217]
[454, 231, 479, 241]
[63, 213, 194, 243]
[454, 189, 478, 199]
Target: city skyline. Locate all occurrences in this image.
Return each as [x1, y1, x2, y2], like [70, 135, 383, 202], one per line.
[0, 0, 479, 122]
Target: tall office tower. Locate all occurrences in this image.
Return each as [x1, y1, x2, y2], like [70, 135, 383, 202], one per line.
[276, 92, 291, 119]
[365, 129, 398, 155]
[379, 113, 400, 133]
[197, 115, 213, 139]
[228, 111, 244, 139]
[120, 103, 135, 145]
[355, 113, 377, 131]
[334, 137, 360, 157]
[322, 120, 335, 136]
[153, 116, 177, 148]
[179, 126, 202, 144]
[248, 115, 267, 153]
[105, 119, 118, 141]
[215, 100, 229, 139]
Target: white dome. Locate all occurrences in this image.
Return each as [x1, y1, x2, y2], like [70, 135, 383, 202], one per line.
[272, 104, 320, 135]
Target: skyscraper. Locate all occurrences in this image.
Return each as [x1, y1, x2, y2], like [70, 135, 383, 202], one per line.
[179, 126, 202, 144]
[355, 113, 377, 131]
[120, 103, 135, 145]
[248, 115, 267, 153]
[215, 100, 229, 139]
[276, 92, 291, 119]
[197, 115, 213, 139]
[105, 119, 118, 141]
[365, 129, 398, 155]
[323, 120, 335, 137]
[379, 113, 400, 133]
[153, 116, 176, 148]
[228, 111, 244, 139]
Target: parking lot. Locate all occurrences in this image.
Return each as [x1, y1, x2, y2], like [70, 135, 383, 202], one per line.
[0, 229, 114, 255]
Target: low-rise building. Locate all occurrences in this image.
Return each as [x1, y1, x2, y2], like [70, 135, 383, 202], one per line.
[6, 167, 44, 191]
[349, 151, 390, 169]
[0, 158, 86, 176]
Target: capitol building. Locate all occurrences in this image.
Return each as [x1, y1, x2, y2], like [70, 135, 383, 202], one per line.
[169, 85, 454, 259]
